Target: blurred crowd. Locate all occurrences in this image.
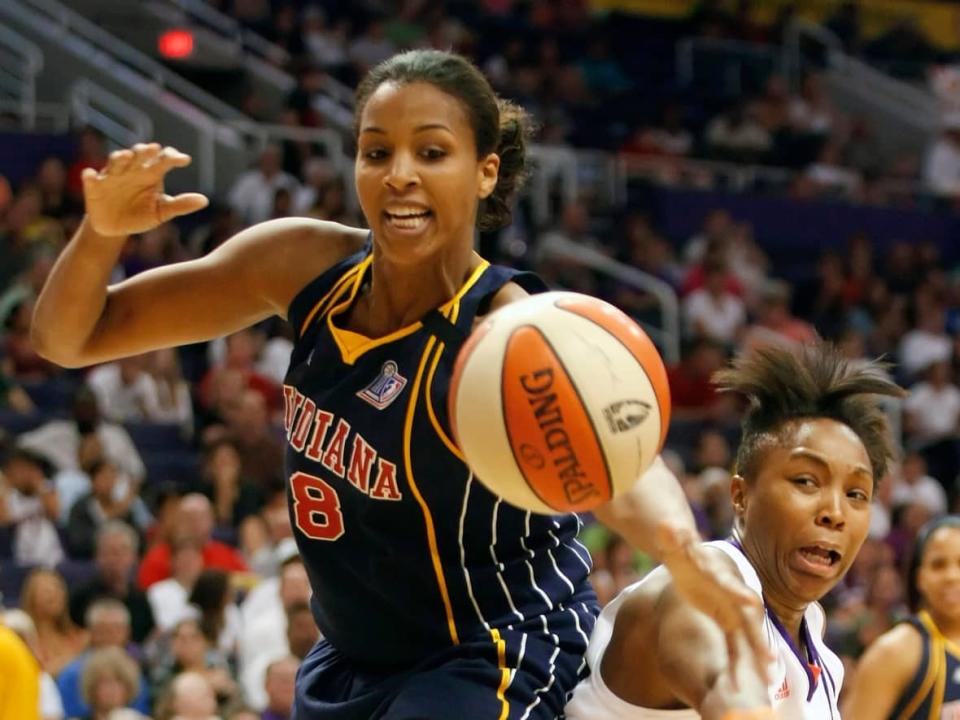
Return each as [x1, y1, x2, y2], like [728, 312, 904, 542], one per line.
[2, 0, 960, 718]
[206, 0, 960, 208]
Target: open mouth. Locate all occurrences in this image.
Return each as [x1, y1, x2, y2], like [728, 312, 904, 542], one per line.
[383, 208, 433, 231]
[795, 545, 842, 576]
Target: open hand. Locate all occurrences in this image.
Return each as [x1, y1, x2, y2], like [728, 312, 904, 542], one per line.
[82, 142, 208, 237]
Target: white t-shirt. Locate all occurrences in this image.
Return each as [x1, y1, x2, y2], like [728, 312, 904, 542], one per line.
[899, 331, 952, 379]
[683, 290, 746, 345]
[86, 364, 161, 424]
[892, 475, 949, 515]
[565, 541, 843, 720]
[5, 487, 64, 567]
[904, 382, 960, 442]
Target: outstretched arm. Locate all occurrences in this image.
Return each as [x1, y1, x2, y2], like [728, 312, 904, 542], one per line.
[594, 457, 770, 682]
[32, 143, 360, 367]
[602, 551, 772, 720]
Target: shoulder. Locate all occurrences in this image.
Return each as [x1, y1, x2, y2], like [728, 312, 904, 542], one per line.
[859, 621, 924, 681]
[211, 218, 368, 318]
[484, 280, 531, 316]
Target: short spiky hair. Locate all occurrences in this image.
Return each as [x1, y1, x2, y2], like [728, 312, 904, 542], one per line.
[713, 342, 904, 483]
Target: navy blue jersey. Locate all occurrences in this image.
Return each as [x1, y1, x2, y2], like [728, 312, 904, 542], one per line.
[890, 611, 960, 719]
[284, 243, 597, 670]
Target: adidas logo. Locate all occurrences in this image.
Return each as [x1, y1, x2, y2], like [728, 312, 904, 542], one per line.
[774, 677, 790, 701]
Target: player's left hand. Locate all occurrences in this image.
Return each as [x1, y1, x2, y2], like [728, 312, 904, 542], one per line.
[656, 523, 772, 686]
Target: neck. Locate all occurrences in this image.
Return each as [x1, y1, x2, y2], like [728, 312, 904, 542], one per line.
[359, 241, 480, 336]
[737, 531, 808, 646]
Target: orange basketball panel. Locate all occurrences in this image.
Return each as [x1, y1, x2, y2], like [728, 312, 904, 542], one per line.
[554, 296, 671, 450]
[501, 325, 612, 512]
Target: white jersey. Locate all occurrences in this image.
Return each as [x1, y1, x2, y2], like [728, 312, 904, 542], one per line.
[565, 541, 843, 720]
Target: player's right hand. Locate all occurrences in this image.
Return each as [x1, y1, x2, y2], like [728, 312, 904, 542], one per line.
[81, 142, 209, 237]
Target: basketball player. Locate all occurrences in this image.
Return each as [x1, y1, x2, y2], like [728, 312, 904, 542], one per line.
[844, 516, 960, 719]
[566, 342, 904, 720]
[33, 50, 765, 718]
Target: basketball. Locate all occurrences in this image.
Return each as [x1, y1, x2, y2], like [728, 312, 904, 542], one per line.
[449, 291, 671, 515]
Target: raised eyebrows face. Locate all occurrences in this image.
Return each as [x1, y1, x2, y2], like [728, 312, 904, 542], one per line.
[354, 81, 500, 266]
[917, 526, 960, 622]
[733, 417, 873, 606]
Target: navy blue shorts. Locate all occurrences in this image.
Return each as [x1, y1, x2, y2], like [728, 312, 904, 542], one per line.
[293, 603, 597, 720]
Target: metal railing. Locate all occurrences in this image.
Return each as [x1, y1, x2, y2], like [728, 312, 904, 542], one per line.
[0, 24, 43, 129]
[783, 19, 934, 133]
[13, 0, 249, 123]
[535, 233, 680, 365]
[69, 79, 154, 150]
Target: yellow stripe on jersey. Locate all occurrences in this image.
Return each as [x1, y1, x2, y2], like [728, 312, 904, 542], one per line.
[327, 257, 490, 365]
[491, 628, 511, 720]
[298, 261, 366, 338]
[404, 336, 459, 645]
[899, 613, 942, 720]
[425, 304, 466, 462]
[930, 636, 946, 720]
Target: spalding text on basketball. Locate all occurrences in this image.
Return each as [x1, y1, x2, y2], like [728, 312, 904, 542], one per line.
[520, 368, 602, 506]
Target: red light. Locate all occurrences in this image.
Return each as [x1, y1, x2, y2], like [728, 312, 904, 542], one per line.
[158, 29, 194, 59]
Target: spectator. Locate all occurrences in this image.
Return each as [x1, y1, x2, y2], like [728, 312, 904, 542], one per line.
[239, 557, 310, 710]
[666, 338, 730, 421]
[899, 304, 952, 380]
[283, 602, 319, 661]
[348, 18, 396, 74]
[86, 354, 162, 424]
[192, 439, 264, 535]
[255, 325, 294, 388]
[904, 360, 960, 442]
[3, 297, 61, 382]
[535, 200, 605, 296]
[18, 387, 146, 483]
[682, 208, 733, 267]
[69, 522, 156, 645]
[789, 72, 839, 138]
[260, 656, 298, 720]
[681, 256, 746, 346]
[741, 279, 817, 351]
[20, 568, 88, 676]
[189, 570, 241, 660]
[138, 494, 248, 591]
[80, 647, 142, 720]
[0, 448, 63, 566]
[66, 127, 107, 198]
[805, 141, 862, 198]
[227, 146, 300, 227]
[200, 329, 281, 421]
[153, 618, 239, 717]
[704, 103, 771, 163]
[56, 600, 150, 719]
[225, 391, 285, 494]
[65, 461, 149, 559]
[302, 6, 348, 70]
[148, 535, 205, 633]
[157, 670, 221, 720]
[147, 348, 195, 436]
[924, 119, 960, 197]
[892, 452, 949, 516]
[35, 157, 79, 220]
[0, 363, 34, 414]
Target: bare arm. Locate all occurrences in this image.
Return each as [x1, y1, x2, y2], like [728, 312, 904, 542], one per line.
[602, 554, 771, 720]
[842, 623, 922, 720]
[32, 143, 362, 367]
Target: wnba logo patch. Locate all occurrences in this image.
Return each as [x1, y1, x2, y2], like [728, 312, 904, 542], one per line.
[357, 361, 407, 409]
